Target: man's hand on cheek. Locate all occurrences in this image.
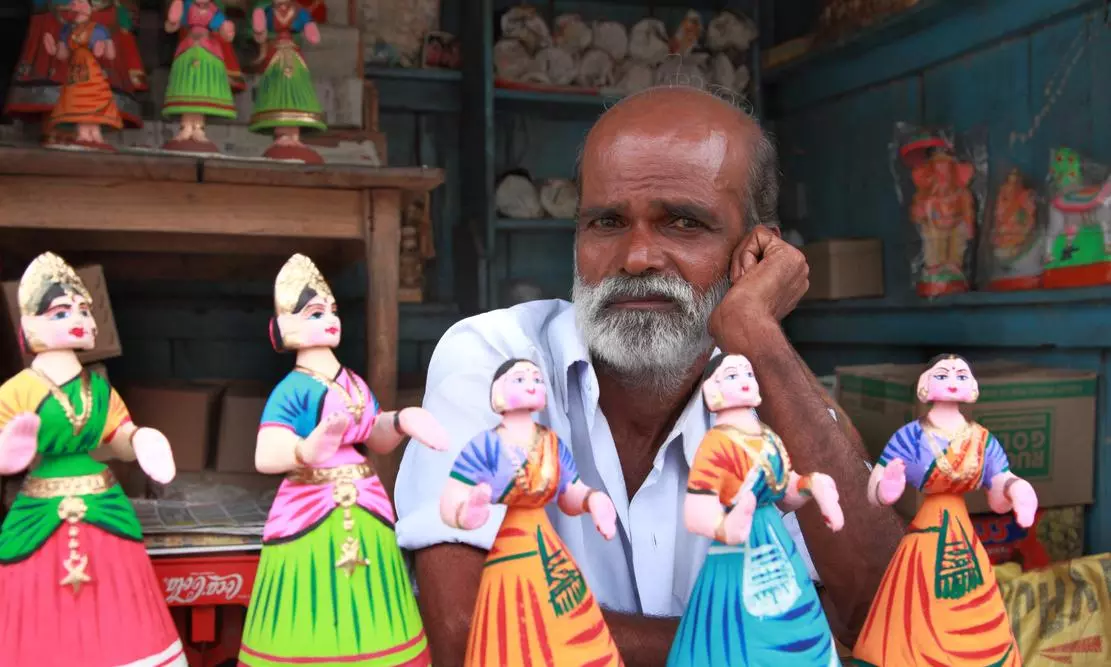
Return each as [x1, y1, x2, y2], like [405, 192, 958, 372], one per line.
[709, 225, 810, 352]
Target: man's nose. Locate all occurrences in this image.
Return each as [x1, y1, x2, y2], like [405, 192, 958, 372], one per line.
[619, 222, 667, 275]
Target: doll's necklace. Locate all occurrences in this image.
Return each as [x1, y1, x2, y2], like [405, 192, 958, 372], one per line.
[30, 368, 91, 435]
[922, 418, 979, 481]
[295, 365, 366, 422]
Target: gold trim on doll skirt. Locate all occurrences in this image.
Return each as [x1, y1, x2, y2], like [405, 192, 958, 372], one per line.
[20, 468, 116, 499]
[286, 462, 374, 486]
[286, 462, 376, 577]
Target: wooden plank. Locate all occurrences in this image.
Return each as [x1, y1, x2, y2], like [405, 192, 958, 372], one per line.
[0, 146, 199, 183]
[200, 158, 443, 192]
[774, 0, 1098, 113]
[365, 189, 401, 494]
[0, 176, 363, 239]
[0, 229, 349, 257]
[59, 252, 352, 284]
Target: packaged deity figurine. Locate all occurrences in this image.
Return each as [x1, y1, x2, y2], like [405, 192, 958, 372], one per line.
[894, 125, 984, 298]
[42, 0, 124, 152]
[851, 354, 1035, 666]
[0, 252, 185, 666]
[1042, 147, 1111, 288]
[162, 0, 241, 153]
[238, 254, 448, 667]
[667, 353, 843, 667]
[982, 167, 1042, 291]
[248, 0, 328, 164]
[5, 0, 147, 142]
[440, 358, 623, 666]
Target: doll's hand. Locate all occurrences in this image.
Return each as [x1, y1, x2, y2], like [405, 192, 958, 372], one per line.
[164, 19, 179, 33]
[397, 408, 449, 451]
[587, 491, 617, 540]
[457, 483, 492, 530]
[42, 32, 57, 57]
[133, 428, 176, 484]
[56, 43, 70, 61]
[93, 39, 106, 59]
[299, 412, 349, 465]
[722, 490, 757, 545]
[1008, 479, 1038, 529]
[877, 459, 907, 505]
[0, 413, 40, 475]
[219, 20, 235, 43]
[809, 473, 844, 532]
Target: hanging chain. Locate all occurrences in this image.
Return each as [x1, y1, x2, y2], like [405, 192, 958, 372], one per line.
[1009, 16, 1092, 148]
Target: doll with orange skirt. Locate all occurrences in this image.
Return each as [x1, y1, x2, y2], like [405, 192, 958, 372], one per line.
[851, 354, 1036, 666]
[43, 0, 123, 151]
[440, 358, 624, 667]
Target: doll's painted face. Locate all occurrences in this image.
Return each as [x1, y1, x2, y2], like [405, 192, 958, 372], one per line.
[491, 361, 546, 414]
[278, 293, 341, 350]
[21, 292, 97, 353]
[920, 357, 978, 403]
[68, 0, 92, 20]
[703, 354, 761, 411]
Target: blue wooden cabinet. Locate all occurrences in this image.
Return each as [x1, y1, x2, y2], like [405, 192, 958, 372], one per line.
[768, 0, 1111, 553]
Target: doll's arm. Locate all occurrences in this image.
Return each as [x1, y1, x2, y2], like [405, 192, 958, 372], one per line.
[255, 412, 348, 474]
[777, 471, 813, 512]
[165, 0, 183, 33]
[780, 471, 845, 531]
[558, 479, 617, 540]
[366, 407, 448, 455]
[440, 477, 492, 530]
[982, 433, 1038, 527]
[683, 492, 727, 540]
[0, 413, 40, 475]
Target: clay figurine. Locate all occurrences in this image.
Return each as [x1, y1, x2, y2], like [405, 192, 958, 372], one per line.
[42, 0, 123, 152]
[667, 353, 844, 667]
[5, 0, 146, 144]
[249, 0, 327, 164]
[162, 0, 239, 153]
[899, 132, 977, 297]
[0, 252, 185, 666]
[238, 253, 448, 667]
[851, 354, 1034, 666]
[986, 168, 1041, 290]
[1042, 147, 1111, 288]
[440, 358, 623, 666]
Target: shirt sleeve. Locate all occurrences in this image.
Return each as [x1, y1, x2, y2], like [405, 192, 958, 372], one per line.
[0, 371, 39, 432]
[556, 434, 580, 495]
[687, 430, 748, 497]
[449, 432, 498, 487]
[293, 7, 312, 31]
[207, 6, 226, 30]
[980, 433, 1011, 490]
[91, 25, 111, 45]
[393, 327, 509, 553]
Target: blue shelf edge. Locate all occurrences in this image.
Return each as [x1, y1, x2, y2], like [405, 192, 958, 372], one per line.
[762, 0, 967, 83]
[797, 284, 1111, 312]
[494, 87, 622, 109]
[495, 218, 576, 232]
[364, 65, 462, 82]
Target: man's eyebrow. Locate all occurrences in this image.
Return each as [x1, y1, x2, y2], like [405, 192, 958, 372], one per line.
[578, 205, 625, 219]
[657, 200, 721, 226]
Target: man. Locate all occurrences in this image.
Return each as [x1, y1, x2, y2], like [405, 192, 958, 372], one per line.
[393, 84, 904, 666]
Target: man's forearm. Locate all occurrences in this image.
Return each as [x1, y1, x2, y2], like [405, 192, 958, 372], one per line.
[601, 610, 679, 667]
[725, 318, 903, 644]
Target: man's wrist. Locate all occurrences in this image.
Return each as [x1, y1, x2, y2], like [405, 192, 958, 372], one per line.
[715, 313, 782, 358]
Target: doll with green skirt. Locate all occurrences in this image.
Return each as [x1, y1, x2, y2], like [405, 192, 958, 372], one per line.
[237, 254, 449, 667]
[162, 0, 239, 153]
[249, 0, 327, 164]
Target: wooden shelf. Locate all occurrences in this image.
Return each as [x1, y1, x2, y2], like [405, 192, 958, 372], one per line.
[786, 285, 1111, 349]
[364, 66, 462, 82]
[763, 0, 967, 82]
[494, 87, 620, 117]
[365, 66, 461, 114]
[495, 218, 576, 232]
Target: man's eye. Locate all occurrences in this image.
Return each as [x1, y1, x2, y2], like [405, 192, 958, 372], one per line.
[589, 217, 621, 229]
[673, 217, 703, 229]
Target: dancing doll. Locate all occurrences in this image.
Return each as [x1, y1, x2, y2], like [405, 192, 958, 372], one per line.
[0, 252, 185, 666]
[162, 0, 238, 153]
[249, 0, 328, 163]
[851, 354, 1035, 666]
[440, 358, 623, 666]
[237, 254, 448, 667]
[43, 0, 123, 151]
[667, 353, 844, 667]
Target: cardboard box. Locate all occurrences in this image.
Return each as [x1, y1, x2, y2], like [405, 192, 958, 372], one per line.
[215, 383, 270, 474]
[106, 459, 148, 498]
[117, 382, 225, 473]
[836, 362, 1096, 516]
[973, 505, 1085, 569]
[2, 264, 122, 372]
[802, 238, 884, 301]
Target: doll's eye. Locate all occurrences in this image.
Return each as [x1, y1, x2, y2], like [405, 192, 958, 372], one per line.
[725, 373, 737, 380]
[746, 371, 755, 378]
[51, 310, 69, 320]
[933, 373, 948, 381]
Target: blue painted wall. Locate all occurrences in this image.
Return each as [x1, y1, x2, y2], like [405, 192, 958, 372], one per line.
[771, 0, 1111, 552]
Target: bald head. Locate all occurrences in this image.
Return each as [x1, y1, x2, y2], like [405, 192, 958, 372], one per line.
[578, 85, 779, 231]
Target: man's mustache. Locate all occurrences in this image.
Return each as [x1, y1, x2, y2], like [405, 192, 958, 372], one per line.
[588, 275, 696, 311]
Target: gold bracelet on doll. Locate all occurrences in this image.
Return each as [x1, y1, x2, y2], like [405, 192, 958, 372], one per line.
[454, 500, 467, 529]
[796, 473, 815, 497]
[293, 441, 308, 467]
[581, 488, 597, 514]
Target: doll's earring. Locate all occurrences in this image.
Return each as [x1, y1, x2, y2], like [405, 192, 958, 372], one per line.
[970, 389, 980, 401]
[268, 317, 285, 353]
[17, 329, 28, 354]
[917, 386, 929, 402]
[491, 389, 506, 414]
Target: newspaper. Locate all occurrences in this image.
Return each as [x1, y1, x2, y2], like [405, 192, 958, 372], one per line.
[132, 497, 269, 537]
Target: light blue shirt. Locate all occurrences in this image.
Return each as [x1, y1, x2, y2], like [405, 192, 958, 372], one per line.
[394, 299, 819, 617]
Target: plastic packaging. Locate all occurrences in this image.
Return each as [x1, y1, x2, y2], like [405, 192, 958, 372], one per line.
[1042, 146, 1111, 288]
[978, 164, 1044, 291]
[890, 122, 987, 298]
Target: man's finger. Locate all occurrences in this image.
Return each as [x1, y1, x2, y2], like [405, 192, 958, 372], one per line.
[733, 226, 777, 277]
